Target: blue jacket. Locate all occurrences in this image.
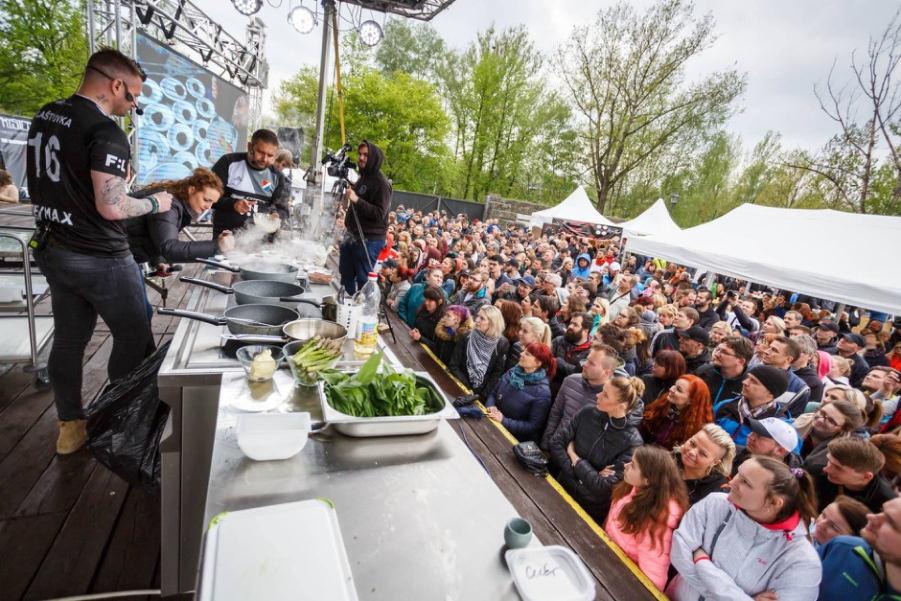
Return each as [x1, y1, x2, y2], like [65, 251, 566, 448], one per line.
[571, 253, 592, 280]
[713, 396, 793, 448]
[485, 369, 552, 443]
[817, 536, 897, 601]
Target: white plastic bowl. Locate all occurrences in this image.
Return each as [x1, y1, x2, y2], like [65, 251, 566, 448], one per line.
[236, 412, 311, 461]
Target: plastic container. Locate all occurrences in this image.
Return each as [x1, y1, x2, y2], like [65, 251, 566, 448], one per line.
[236, 412, 311, 461]
[235, 345, 284, 382]
[504, 545, 595, 601]
[353, 272, 379, 355]
[199, 498, 359, 601]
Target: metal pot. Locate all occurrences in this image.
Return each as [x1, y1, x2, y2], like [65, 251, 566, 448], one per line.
[158, 304, 299, 337]
[196, 257, 298, 284]
[179, 276, 317, 309]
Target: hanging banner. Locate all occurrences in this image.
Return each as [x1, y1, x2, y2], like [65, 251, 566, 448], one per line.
[0, 113, 31, 189]
[543, 218, 622, 241]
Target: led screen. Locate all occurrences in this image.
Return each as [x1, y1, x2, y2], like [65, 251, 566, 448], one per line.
[135, 33, 249, 185]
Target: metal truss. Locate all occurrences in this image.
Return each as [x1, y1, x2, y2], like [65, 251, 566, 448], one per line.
[338, 0, 457, 21]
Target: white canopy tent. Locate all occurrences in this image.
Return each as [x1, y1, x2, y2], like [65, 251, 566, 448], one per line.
[619, 198, 682, 237]
[529, 186, 615, 229]
[625, 203, 901, 315]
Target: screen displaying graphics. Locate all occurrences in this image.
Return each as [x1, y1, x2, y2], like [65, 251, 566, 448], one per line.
[135, 33, 249, 185]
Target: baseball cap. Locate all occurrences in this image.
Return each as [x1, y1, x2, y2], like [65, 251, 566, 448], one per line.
[517, 275, 537, 288]
[609, 261, 622, 271]
[677, 326, 710, 345]
[842, 333, 866, 348]
[748, 417, 799, 454]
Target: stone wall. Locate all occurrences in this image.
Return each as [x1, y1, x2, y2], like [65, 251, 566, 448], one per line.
[484, 194, 549, 225]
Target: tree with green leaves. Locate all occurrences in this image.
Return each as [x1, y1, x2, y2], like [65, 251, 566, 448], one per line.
[274, 65, 452, 193]
[375, 18, 446, 81]
[555, 0, 746, 214]
[0, 0, 88, 116]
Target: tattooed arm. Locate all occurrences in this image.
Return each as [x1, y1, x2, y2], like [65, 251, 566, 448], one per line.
[91, 171, 173, 221]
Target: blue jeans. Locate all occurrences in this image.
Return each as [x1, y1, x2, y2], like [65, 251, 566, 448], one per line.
[35, 246, 155, 421]
[339, 237, 385, 295]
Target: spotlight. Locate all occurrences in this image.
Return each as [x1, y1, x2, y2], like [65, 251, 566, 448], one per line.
[289, 6, 316, 34]
[358, 19, 383, 46]
[231, 0, 263, 16]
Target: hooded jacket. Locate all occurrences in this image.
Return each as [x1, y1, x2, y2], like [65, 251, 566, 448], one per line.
[817, 536, 897, 601]
[667, 493, 822, 601]
[345, 140, 391, 240]
[549, 405, 643, 521]
[571, 253, 592, 280]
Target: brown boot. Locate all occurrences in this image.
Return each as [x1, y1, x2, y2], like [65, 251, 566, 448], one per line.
[57, 420, 87, 455]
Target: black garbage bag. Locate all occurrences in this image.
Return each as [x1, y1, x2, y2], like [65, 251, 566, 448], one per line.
[86, 341, 171, 496]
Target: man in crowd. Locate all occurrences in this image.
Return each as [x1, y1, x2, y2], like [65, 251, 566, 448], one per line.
[523, 295, 565, 339]
[607, 274, 633, 319]
[731, 417, 802, 474]
[338, 140, 392, 294]
[832, 333, 870, 388]
[694, 288, 720, 330]
[761, 335, 811, 417]
[541, 343, 620, 450]
[28, 49, 173, 454]
[677, 326, 711, 373]
[819, 437, 897, 512]
[714, 364, 790, 446]
[696, 335, 753, 405]
[815, 320, 841, 353]
[790, 334, 825, 404]
[211, 128, 290, 238]
[449, 269, 489, 315]
[487, 254, 513, 297]
[861, 366, 900, 421]
[552, 312, 593, 382]
[651, 306, 699, 355]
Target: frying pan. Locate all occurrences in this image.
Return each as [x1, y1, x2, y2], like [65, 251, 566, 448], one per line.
[179, 276, 320, 309]
[196, 257, 298, 284]
[158, 304, 299, 337]
[228, 318, 348, 346]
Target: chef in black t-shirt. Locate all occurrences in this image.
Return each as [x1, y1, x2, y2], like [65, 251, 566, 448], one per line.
[27, 48, 173, 455]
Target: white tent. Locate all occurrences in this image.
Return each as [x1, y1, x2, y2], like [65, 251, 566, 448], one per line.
[626, 203, 901, 315]
[529, 186, 615, 229]
[619, 199, 682, 237]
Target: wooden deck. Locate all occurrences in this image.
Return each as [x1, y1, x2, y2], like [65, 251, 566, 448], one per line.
[0, 213, 659, 600]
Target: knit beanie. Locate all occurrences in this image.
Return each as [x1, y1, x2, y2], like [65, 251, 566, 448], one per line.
[749, 365, 790, 399]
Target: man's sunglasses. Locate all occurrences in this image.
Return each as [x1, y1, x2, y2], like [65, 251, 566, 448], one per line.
[87, 64, 145, 114]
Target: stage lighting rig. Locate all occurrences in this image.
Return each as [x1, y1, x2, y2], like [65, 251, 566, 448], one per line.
[358, 19, 383, 46]
[289, 5, 316, 33]
[232, 0, 263, 16]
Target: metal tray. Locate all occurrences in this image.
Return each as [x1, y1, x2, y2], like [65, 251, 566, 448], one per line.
[317, 371, 459, 437]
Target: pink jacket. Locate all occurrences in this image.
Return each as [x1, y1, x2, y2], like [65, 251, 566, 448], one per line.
[603, 488, 684, 591]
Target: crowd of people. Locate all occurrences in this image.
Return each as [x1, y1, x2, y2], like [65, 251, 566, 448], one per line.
[380, 206, 901, 600]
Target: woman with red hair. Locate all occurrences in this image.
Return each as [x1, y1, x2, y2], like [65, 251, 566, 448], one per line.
[486, 342, 556, 442]
[639, 374, 713, 449]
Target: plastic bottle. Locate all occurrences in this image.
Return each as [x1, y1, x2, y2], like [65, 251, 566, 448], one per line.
[353, 272, 380, 355]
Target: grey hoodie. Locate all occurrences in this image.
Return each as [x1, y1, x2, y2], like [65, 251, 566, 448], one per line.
[667, 493, 821, 601]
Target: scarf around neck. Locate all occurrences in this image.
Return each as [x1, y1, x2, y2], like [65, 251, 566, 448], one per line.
[508, 366, 547, 390]
[466, 329, 499, 389]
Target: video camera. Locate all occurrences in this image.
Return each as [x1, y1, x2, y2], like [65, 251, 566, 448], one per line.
[322, 143, 356, 181]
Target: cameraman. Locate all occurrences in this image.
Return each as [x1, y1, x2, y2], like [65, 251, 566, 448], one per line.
[340, 140, 391, 294]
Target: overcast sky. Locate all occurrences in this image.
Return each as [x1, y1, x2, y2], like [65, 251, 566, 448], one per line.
[195, 0, 897, 155]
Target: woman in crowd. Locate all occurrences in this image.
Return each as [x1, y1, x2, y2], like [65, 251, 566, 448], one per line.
[127, 167, 231, 268]
[811, 494, 870, 548]
[667, 458, 822, 601]
[761, 315, 786, 337]
[604, 446, 689, 590]
[549, 375, 645, 521]
[449, 304, 509, 399]
[485, 342, 555, 442]
[590, 296, 611, 329]
[496, 299, 523, 346]
[818, 384, 881, 432]
[828, 355, 852, 386]
[708, 321, 733, 348]
[505, 316, 552, 372]
[747, 332, 776, 369]
[612, 305, 640, 330]
[641, 349, 687, 405]
[409, 285, 447, 349]
[430, 305, 471, 365]
[640, 374, 714, 449]
[674, 424, 736, 505]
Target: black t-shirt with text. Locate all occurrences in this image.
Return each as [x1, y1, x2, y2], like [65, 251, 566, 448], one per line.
[26, 95, 132, 256]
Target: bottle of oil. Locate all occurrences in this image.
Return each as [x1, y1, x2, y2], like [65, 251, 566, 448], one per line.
[353, 272, 380, 355]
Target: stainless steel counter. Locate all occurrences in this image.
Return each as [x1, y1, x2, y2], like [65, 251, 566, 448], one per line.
[157, 264, 352, 595]
[201, 370, 539, 600]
